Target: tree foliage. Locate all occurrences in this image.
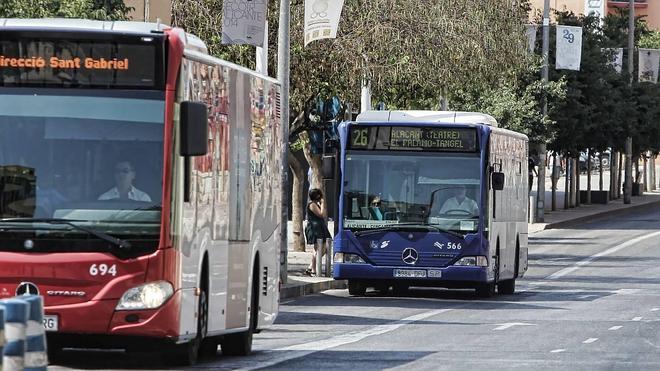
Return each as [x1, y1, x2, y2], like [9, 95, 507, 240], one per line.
[0, 0, 131, 20]
[173, 0, 532, 115]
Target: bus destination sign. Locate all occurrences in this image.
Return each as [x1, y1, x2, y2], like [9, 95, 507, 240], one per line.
[0, 36, 164, 89]
[349, 126, 477, 152]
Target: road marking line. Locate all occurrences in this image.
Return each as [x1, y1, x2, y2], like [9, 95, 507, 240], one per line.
[583, 338, 599, 344]
[550, 349, 566, 353]
[546, 231, 660, 280]
[632, 317, 643, 321]
[578, 294, 599, 299]
[609, 326, 623, 331]
[652, 308, 660, 312]
[238, 308, 452, 370]
[493, 322, 536, 331]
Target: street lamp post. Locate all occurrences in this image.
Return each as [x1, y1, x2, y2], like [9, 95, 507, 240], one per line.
[536, 0, 550, 223]
[277, 0, 291, 285]
[624, 0, 634, 204]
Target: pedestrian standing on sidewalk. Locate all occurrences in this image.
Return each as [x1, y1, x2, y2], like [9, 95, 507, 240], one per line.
[304, 188, 331, 276]
[528, 157, 538, 193]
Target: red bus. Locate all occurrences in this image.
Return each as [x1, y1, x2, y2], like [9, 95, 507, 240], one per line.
[0, 18, 282, 365]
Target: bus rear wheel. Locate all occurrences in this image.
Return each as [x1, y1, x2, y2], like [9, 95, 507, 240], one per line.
[347, 280, 366, 296]
[498, 279, 516, 295]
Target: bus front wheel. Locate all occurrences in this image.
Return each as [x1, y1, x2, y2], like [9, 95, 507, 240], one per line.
[348, 280, 366, 296]
[475, 282, 496, 298]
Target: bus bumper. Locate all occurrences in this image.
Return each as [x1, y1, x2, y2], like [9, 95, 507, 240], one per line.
[44, 290, 183, 348]
[334, 263, 491, 286]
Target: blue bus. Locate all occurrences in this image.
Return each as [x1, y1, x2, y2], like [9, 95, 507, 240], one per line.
[331, 111, 529, 297]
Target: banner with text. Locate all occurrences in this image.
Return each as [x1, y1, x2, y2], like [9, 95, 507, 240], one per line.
[304, 0, 345, 46]
[556, 25, 583, 71]
[222, 0, 268, 46]
[584, 0, 605, 19]
[602, 48, 623, 73]
[526, 25, 537, 53]
[639, 49, 660, 84]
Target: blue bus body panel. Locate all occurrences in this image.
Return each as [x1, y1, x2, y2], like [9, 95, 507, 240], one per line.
[333, 229, 490, 282]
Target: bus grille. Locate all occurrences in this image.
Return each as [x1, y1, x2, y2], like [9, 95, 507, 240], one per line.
[366, 251, 454, 267]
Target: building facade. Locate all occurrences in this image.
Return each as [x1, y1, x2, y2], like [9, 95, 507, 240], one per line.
[125, 0, 171, 25]
[529, 0, 660, 30]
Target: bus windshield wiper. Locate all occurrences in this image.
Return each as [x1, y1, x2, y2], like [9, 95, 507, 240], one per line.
[354, 222, 463, 238]
[0, 218, 132, 250]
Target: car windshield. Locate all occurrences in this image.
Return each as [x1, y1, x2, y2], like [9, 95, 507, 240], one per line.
[343, 151, 482, 234]
[0, 90, 164, 245]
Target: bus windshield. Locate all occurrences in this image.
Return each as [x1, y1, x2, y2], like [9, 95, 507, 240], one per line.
[343, 151, 482, 234]
[0, 91, 165, 245]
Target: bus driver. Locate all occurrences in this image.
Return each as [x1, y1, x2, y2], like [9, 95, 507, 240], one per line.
[98, 160, 151, 202]
[439, 185, 479, 216]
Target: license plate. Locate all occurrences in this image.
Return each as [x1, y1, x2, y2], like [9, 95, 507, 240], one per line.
[393, 269, 427, 278]
[428, 269, 442, 278]
[43, 315, 58, 332]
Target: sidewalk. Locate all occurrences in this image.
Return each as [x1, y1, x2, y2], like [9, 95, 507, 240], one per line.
[280, 190, 660, 300]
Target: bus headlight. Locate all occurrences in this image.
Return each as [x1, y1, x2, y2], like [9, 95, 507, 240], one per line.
[334, 253, 366, 264]
[453, 256, 488, 267]
[116, 281, 174, 310]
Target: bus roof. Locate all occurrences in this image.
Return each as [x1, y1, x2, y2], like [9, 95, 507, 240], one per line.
[356, 110, 499, 127]
[0, 18, 208, 53]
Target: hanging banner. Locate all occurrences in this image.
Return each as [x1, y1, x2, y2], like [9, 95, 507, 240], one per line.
[304, 0, 345, 46]
[638, 49, 660, 84]
[556, 25, 583, 71]
[526, 25, 537, 53]
[602, 48, 623, 73]
[584, 0, 605, 19]
[222, 0, 268, 46]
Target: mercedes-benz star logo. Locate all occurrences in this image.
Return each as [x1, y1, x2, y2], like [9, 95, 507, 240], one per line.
[401, 248, 419, 265]
[16, 282, 39, 296]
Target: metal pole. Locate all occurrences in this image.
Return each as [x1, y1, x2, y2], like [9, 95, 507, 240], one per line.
[536, 0, 550, 222]
[624, 0, 634, 204]
[324, 238, 332, 277]
[277, 0, 291, 285]
[144, 0, 150, 22]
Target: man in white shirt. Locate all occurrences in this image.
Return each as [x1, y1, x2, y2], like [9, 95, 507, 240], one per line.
[98, 161, 151, 202]
[439, 185, 478, 216]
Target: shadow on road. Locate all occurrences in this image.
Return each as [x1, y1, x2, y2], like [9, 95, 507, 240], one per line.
[257, 350, 434, 370]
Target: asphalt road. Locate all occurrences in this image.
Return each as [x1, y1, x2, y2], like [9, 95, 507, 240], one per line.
[50, 208, 660, 370]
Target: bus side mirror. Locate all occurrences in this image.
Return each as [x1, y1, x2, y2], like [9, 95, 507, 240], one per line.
[322, 155, 335, 180]
[492, 172, 505, 191]
[180, 101, 208, 156]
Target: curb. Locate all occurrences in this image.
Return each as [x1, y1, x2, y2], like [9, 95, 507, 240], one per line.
[542, 196, 660, 230]
[280, 279, 347, 300]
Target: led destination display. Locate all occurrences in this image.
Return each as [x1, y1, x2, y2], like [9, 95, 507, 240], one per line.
[0, 35, 164, 88]
[349, 126, 477, 152]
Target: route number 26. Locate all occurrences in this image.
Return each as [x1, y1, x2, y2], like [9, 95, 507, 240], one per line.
[89, 264, 117, 276]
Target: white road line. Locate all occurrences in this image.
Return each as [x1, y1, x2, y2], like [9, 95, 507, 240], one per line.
[652, 308, 660, 312]
[609, 326, 623, 331]
[578, 294, 599, 299]
[632, 317, 643, 321]
[583, 338, 599, 344]
[238, 309, 452, 370]
[550, 349, 566, 353]
[546, 231, 660, 280]
[493, 322, 536, 331]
